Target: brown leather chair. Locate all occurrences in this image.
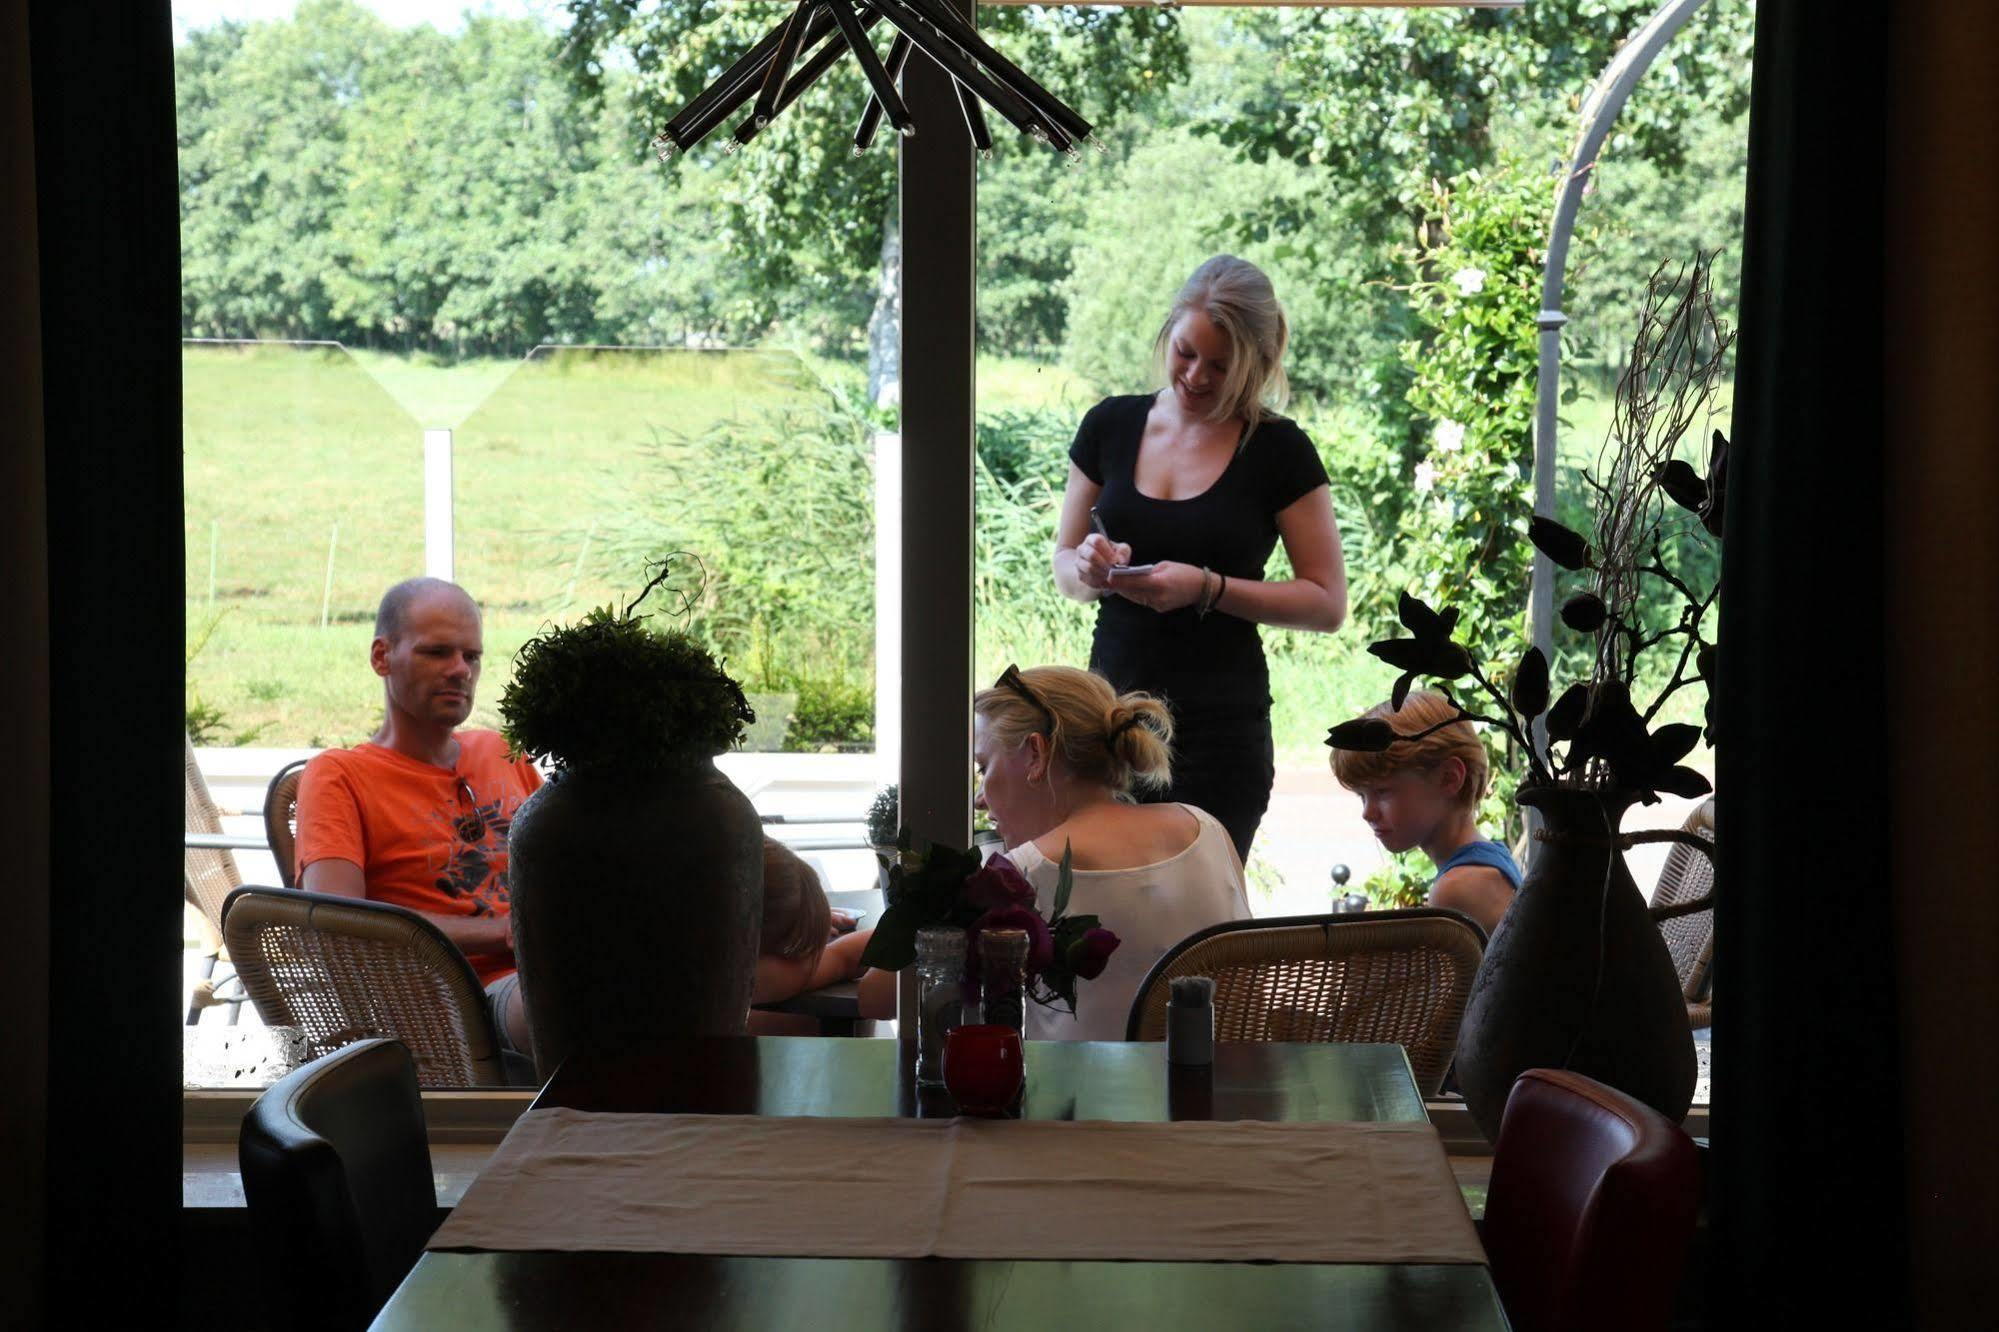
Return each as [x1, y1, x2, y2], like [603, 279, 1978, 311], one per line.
[1482, 1068, 1702, 1332]
[239, 1038, 439, 1331]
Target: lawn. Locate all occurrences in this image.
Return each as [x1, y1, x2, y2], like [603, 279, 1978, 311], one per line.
[185, 343, 1119, 749]
[184, 343, 1690, 758]
[185, 343, 828, 746]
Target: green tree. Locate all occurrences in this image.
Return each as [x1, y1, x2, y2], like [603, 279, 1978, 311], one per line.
[177, 0, 394, 341]
[1200, 1, 1755, 446]
[557, 2, 1189, 394]
[177, 0, 758, 355]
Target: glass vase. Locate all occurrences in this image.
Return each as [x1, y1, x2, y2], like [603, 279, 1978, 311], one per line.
[913, 926, 968, 1087]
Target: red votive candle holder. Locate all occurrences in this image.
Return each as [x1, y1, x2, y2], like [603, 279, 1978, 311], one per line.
[942, 1024, 1023, 1116]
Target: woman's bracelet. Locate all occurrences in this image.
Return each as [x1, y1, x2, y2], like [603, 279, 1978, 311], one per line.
[1196, 567, 1219, 618]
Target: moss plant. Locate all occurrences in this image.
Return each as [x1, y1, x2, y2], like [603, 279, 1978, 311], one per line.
[500, 566, 752, 773]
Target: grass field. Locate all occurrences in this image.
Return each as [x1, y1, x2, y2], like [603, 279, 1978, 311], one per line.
[183, 343, 1712, 758]
[184, 343, 1117, 749]
[184, 343, 836, 745]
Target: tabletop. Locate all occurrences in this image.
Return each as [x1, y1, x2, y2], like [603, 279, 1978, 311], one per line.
[375, 1038, 1508, 1331]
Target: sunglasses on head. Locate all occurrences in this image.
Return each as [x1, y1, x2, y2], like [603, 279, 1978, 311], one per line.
[995, 663, 1057, 737]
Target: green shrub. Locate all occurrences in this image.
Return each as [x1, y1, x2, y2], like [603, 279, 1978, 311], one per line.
[589, 363, 880, 683]
[1363, 850, 1432, 911]
[783, 674, 875, 752]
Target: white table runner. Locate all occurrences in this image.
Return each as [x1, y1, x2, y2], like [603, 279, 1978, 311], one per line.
[429, 1110, 1486, 1266]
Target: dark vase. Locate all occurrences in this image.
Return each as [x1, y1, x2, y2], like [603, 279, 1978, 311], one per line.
[507, 756, 763, 1078]
[1454, 784, 1697, 1143]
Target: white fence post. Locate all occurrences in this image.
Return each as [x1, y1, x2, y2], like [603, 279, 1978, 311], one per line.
[424, 427, 454, 581]
[874, 430, 902, 789]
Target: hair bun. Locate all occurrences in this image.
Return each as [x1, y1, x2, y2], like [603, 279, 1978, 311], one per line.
[1104, 707, 1146, 752]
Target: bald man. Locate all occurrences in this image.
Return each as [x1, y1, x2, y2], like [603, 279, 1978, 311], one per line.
[293, 578, 846, 1063]
[294, 577, 540, 1057]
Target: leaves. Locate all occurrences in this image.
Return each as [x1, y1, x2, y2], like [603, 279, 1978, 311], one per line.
[1528, 515, 1592, 571]
[1650, 723, 1703, 767]
[1554, 683, 1715, 802]
[1051, 840, 1074, 921]
[1655, 459, 1709, 512]
[1560, 591, 1608, 633]
[1367, 637, 1474, 680]
[1325, 717, 1399, 753]
[1391, 671, 1417, 712]
[1545, 684, 1589, 742]
[1368, 637, 1435, 673]
[1702, 430, 1730, 538]
[1398, 591, 1459, 641]
[1655, 766, 1715, 799]
[1511, 647, 1549, 721]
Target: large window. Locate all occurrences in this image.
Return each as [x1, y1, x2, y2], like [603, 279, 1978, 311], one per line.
[178, 0, 1746, 1112]
[969, 4, 1748, 1106]
[176, 0, 892, 1087]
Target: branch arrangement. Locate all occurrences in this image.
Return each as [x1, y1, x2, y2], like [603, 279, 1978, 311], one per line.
[1327, 253, 1735, 806]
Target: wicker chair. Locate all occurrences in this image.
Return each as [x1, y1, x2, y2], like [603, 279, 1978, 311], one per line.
[221, 885, 532, 1088]
[184, 733, 250, 1025]
[263, 757, 309, 888]
[1124, 908, 1487, 1096]
[1650, 798, 1716, 1031]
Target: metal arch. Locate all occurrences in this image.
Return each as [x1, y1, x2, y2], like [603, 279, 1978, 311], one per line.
[1525, 0, 1712, 793]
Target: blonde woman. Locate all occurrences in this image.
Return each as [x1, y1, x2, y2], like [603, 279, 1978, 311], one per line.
[1053, 256, 1348, 860]
[1328, 691, 1521, 937]
[973, 664, 1250, 1041]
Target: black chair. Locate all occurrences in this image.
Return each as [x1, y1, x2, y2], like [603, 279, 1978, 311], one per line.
[239, 1038, 440, 1331]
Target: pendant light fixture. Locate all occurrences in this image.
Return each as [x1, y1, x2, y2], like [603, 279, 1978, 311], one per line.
[649, 0, 1097, 162]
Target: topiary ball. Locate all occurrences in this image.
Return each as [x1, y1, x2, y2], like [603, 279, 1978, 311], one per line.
[499, 608, 753, 773]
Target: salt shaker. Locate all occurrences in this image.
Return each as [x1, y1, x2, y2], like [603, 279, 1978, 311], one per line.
[914, 925, 968, 1087]
[1166, 975, 1215, 1066]
[973, 927, 1031, 1037]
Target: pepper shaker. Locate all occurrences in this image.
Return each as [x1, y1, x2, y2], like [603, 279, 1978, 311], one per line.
[1166, 975, 1215, 1066]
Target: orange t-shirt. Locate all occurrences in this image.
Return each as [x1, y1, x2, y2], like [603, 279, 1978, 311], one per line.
[293, 731, 543, 985]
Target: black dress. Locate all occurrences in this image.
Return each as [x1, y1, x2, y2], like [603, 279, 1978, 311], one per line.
[1069, 394, 1330, 861]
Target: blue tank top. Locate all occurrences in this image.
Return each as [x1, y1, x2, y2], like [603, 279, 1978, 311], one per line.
[1432, 839, 1523, 890]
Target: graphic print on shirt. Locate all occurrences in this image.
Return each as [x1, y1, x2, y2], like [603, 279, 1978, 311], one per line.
[426, 790, 515, 916]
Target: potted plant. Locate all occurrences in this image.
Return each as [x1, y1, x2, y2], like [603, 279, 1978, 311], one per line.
[864, 783, 899, 892]
[1326, 255, 1729, 1140]
[500, 559, 764, 1075]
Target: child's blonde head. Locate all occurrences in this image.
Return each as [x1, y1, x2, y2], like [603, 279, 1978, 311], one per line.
[1329, 690, 1488, 811]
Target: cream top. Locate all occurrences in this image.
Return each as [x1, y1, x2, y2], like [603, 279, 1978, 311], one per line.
[1010, 803, 1251, 1042]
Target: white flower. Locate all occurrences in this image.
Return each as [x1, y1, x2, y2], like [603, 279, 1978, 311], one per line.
[1413, 459, 1437, 494]
[1451, 266, 1487, 297]
[1432, 420, 1466, 454]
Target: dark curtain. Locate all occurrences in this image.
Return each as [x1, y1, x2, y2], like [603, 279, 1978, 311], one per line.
[1714, 1, 1908, 1325]
[28, 0, 185, 1320]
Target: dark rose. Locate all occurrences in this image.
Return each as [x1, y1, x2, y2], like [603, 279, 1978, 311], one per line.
[963, 854, 1037, 912]
[1066, 927, 1120, 981]
[970, 903, 1055, 974]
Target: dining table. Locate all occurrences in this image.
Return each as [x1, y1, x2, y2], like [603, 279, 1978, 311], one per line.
[373, 1037, 1508, 1330]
